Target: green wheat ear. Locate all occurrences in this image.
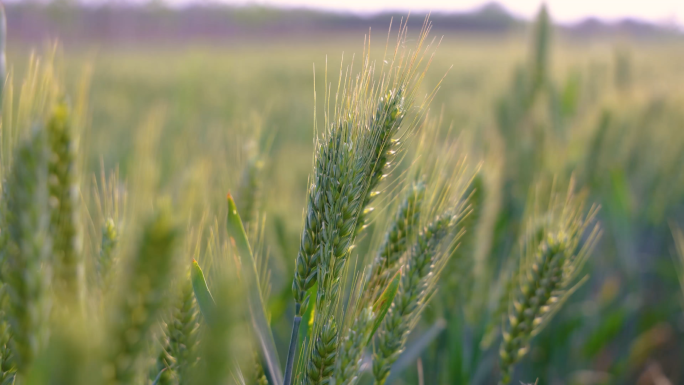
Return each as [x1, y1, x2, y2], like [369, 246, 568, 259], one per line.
[365, 182, 424, 305]
[0, 284, 15, 383]
[333, 306, 374, 385]
[252, 350, 269, 385]
[46, 103, 84, 306]
[304, 317, 338, 385]
[372, 210, 461, 385]
[98, 218, 119, 286]
[355, 88, 407, 236]
[154, 272, 199, 385]
[2, 127, 51, 375]
[498, 189, 600, 385]
[104, 205, 179, 385]
[235, 155, 264, 228]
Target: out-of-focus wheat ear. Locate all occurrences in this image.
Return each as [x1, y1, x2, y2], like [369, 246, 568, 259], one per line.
[46, 103, 84, 306]
[0, 183, 15, 382]
[365, 182, 424, 305]
[498, 234, 565, 385]
[498, 192, 600, 385]
[480, 255, 520, 349]
[98, 218, 119, 287]
[0, 284, 15, 383]
[530, 4, 551, 94]
[355, 88, 407, 236]
[158, 271, 199, 385]
[104, 205, 179, 385]
[150, 338, 175, 385]
[24, 311, 102, 385]
[252, 351, 269, 385]
[372, 210, 460, 385]
[303, 317, 338, 385]
[92, 165, 127, 290]
[444, 173, 483, 310]
[3, 127, 51, 375]
[235, 156, 264, 229]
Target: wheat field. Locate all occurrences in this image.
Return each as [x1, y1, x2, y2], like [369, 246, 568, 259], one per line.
[2, 5, 684, 385]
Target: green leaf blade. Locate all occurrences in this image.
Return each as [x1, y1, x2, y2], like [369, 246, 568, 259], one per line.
[191, 259, 215, 326]
[226, 194, 283, 385]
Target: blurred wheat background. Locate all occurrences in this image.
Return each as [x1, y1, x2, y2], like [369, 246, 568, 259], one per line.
[2, 1, 684, 384]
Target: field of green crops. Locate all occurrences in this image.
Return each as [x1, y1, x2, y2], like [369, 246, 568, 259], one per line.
[3, 6, 684, 385]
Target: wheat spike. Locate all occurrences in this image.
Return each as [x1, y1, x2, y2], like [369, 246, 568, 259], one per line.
[2, 128, 51, 375]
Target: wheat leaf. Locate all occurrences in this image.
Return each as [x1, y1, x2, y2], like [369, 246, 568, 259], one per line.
[226, 194, 283, 385]
[191, 259, 215, 325]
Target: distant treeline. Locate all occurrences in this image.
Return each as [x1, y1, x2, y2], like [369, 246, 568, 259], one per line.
[4, 1, 680, 45]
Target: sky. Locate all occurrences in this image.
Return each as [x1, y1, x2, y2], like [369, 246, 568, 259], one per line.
[38, 0, 683, 27]
[151, 0, 684, 26]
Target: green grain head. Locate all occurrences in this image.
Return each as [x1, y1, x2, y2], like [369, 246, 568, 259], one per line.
[372, 210, 461, 385]
[104, 205, 179, 385]
[498, 186, 600, 385]
[2, 127, 51, 375]
[365, 182, 425, 305]
[98, 218, 119, 286]
[355, 88, 407, 236]
[46, 103, 83, 305]
[333, 306, 374, 385]
[0, 284, 15, 383]
[236, 155, 264, 228]
[155, 272, 199, 385]
[304, 317, 338, 385]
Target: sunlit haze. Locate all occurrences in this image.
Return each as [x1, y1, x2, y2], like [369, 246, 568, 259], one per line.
[143, 0, 683, 26]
